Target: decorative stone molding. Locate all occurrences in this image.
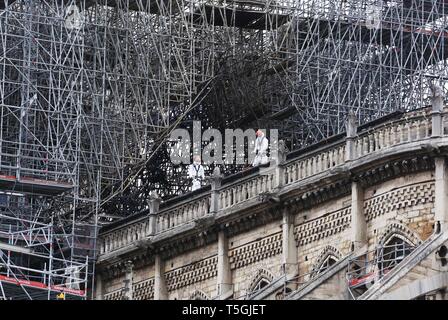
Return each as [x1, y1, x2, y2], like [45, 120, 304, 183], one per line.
[165, 255, 218, 291]
[248, 268, 274, 292]
[229, 232, 282, 270]
[294, 207, 351, 246]
[378, 221, 423, 246]
[104, 288, 125, 300]
[310, 246, 342, 278]
[364, 181, 435, 222]
[190, 290, 210, 300]
[133, 278, 155, 300]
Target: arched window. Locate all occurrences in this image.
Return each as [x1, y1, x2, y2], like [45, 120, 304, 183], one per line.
[316, 255, 338, 275]
[251, 278, 270, 293]
[311, 246, 341, 279]
[248, 269, 274, 296]
[377, 235, 414, 274]
[190, 290, 209, 300]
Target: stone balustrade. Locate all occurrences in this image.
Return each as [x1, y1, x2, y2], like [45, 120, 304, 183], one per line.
[219, 171, 276, 210]
[156, 194, 211, 233]
[98, 106, 444, 257]
[284, 143, 346, 185]
[354, 110, 431, 158]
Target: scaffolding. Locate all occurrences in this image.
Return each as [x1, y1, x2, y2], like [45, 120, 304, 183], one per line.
[0, 0, 446, 299]
[346, 241, 416, 299]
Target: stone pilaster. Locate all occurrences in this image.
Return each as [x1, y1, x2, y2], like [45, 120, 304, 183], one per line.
[154, 254, 168, 300]
[282, 208, 298, 277]
[216, 230, 232, 297]
[434, 157, 448, 229]
[351, 181, 367, 250]
[123, 261, 133, 300]
[95, 273, 103, 300]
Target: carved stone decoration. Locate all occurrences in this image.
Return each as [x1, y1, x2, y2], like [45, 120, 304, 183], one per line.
[310, 246, 342, 279]
[378, 221, 423, 247]
[247, 268, 274, 295]
[190, 290, 210, 300]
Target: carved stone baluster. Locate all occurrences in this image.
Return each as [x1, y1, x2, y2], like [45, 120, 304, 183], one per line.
[338, 146, 344, 164]
[392, 124, 398, 145]
[378, 129, 384, 150]
[219, 192, 224, 209]
[164, 213, 169, 231]
[224, 190, 228, 208]
[369, 133, 375, 153]
[384, 126, 390, 147]
[105, 236, 110, 253]
[127, 228, 132, 245]
[406, 121, 412, 141]
[360, 136, 365, 156]
[257, 176, 263, 193]
[250, 180, 255, 198]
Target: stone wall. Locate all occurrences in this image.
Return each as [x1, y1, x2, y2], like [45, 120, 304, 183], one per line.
[364, 171, 435, 252]
[294, 195, 352, 278]
[229, 220, 283, 298]
[165, 243, 218, 299]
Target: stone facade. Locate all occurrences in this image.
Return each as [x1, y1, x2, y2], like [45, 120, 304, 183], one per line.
[96, 105, 448, 300]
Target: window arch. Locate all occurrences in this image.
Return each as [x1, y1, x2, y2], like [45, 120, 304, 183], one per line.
[377, 235, 414, 274]
[376, 222, 421, 275]
[311, 246, 341, 278]
[248, 269, 274, 296]
[190, 290, 209, 300]
[378, 221, 422, 247]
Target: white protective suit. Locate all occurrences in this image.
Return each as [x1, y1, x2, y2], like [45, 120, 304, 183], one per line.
[252, 135, 269, 166]
[188, 162, 205, 191]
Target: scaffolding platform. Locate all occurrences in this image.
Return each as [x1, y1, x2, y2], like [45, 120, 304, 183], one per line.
[191, 5, 289, 30]
[0, 242, 32, 255]
[0, 175, 73, 196]
[0, 275, 85, 300]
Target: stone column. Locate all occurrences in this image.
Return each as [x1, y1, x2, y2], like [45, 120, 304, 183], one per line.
[282, 208, 298, 277]
[351, 181, 367, 250]
[345, 110, 358, 161]
[95, 273, 103, 300]
[431, 84, 444, 138]
[154, 254, 168, 300]
[216, 230, 232, 297]
[210, 167, 222, 214]
[123, 261, 133, 300]
[148, 192, 161, 235]
[434, 157, 448, 229]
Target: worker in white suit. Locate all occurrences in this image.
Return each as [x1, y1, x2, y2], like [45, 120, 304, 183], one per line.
[188, 155, 205, 191]
[252, 129, 269, 167]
